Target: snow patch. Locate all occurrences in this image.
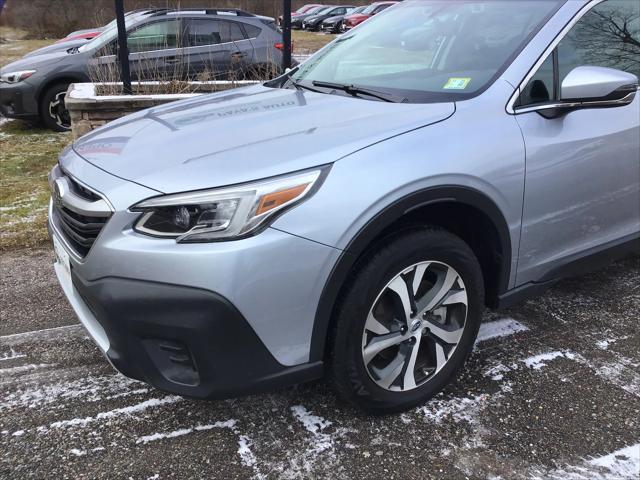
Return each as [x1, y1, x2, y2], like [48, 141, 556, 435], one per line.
[587, 356, 640, 397]
[1, 372, 147, 411]
[136, 420, 237, 445]
[0, 363, 54, 376]
[238, 434, 258, 468]
[0, 324, 83, 347]
[521, 350, 639, 396]
[484, 363, 513, 381]
[291, 405, 332, 435]
[285, 405, 349, 479]
[476, 318, 529, 344]
[531, 442, 640, 479]
[46, 395, 182, 430]
[596, 336, 629, 350]
[523, 351, 577, 370]
[418, 393, 490, 424]
[588, 443, 640, 475]
[135, 419, 260, 475]
[418, 381, 513, 427]
[0, 347, 26, 362]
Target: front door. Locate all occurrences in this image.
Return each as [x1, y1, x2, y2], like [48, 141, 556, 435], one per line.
[514, 0, 640, 285]
[126, 19, 187, 81]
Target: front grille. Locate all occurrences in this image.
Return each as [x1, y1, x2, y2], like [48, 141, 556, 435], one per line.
[67, 176, 102, 202]
[50, 167, 112, 258]
[52, 203, 110, 256]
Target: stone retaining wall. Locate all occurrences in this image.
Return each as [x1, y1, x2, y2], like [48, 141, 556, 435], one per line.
[65, 81, 257, 139]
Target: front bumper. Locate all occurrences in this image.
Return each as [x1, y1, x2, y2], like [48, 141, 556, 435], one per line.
[48, 153, 340, 398]
[321, 22, 339, 31]
[49, 216, 334, 398]
[0, 80, 39, 121]
[67, 268, 323, 399]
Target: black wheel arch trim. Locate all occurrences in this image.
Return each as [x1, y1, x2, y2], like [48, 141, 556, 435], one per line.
[309, 185, 512, 362]
[36, 73, 90, 105]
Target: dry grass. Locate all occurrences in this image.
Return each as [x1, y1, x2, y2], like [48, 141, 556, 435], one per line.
[0, 28, 55, 67]
[0, 119, 71, 251]
[292, 30, 335, 54]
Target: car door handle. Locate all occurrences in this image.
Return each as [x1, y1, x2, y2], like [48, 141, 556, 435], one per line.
[231, 52, 247, 58]
[165, 57, 180, 64]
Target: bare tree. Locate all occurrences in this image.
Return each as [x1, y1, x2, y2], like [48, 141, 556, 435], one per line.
[566, 2, 640, 78]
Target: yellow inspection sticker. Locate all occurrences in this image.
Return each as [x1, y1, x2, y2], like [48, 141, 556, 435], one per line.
[443, 78, 471, 90]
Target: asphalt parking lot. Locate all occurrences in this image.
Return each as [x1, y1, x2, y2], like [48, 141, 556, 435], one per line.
[1, 249, 639, 479]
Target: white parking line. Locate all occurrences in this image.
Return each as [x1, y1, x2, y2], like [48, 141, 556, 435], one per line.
[0, 324, 83, 347]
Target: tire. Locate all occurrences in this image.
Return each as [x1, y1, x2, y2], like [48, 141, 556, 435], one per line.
[328, 227, 484, 414]
[39, 82, 71, 132]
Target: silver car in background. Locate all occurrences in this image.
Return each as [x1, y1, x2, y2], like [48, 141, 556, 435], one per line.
[48, 0, 639, 413]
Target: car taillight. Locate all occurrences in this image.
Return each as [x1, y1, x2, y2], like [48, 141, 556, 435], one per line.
[274, 42, 294, 51]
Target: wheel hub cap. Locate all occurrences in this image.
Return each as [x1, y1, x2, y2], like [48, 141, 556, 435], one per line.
[409, 319, 422, 334]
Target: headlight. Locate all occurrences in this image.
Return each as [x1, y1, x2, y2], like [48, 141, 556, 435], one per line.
[131, 167, 329, 243]
[0, 70, 36, 84]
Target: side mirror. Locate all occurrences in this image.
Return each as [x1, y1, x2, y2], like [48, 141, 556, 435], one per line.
[519, 65, 638, 119]
[561, 65, 638, 104]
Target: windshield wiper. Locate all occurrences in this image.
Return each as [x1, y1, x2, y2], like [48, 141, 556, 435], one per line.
[282, 70, 322, 93]
[311, 81, 407, 103]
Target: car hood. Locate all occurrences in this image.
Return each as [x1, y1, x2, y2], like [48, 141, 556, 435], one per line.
[24, 39, 88, 58]
[1, 50, 69, 73]
[72, 84, 454, 194]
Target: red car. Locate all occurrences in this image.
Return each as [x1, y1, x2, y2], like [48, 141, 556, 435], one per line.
[278, 3, 324, 26]
[55, 30, 102, 43]
[341, 1, 398, 31]
[55, 9, 168, 43]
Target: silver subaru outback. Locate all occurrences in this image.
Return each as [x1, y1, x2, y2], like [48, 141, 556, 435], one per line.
[49, 0, 639, 413]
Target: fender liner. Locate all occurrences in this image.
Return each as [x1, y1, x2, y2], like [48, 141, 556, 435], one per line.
[36, 73, 90, 104]
[308, 185, 512, 362]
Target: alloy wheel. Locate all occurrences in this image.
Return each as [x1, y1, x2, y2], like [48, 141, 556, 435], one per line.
[361, 261, 468, 392]
[49, 91, 71, 129]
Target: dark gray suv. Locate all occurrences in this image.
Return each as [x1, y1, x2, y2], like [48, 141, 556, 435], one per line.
[0, 9, 284, 131]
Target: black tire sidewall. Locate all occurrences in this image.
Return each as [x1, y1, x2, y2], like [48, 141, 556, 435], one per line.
[330, 228, 484, 413]
[40, 83, 70, 132]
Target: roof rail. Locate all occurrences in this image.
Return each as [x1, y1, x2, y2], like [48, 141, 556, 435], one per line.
[151, 8, 257, 18]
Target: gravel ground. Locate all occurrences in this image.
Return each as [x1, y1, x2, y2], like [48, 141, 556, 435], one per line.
[1, 249, 639, 479]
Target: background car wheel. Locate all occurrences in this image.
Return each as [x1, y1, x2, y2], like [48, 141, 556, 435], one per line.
[40, 83, 71, 132]
[328, 227, 484, 414]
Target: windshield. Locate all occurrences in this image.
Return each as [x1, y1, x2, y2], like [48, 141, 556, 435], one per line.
[362, 3, 390, 15]
[306, 6, 326, 15]
[292, 0, 562, 103]
[297, 5, 317, 13]
[78, 13, 149, 53]
[316, 6, 337, 15]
